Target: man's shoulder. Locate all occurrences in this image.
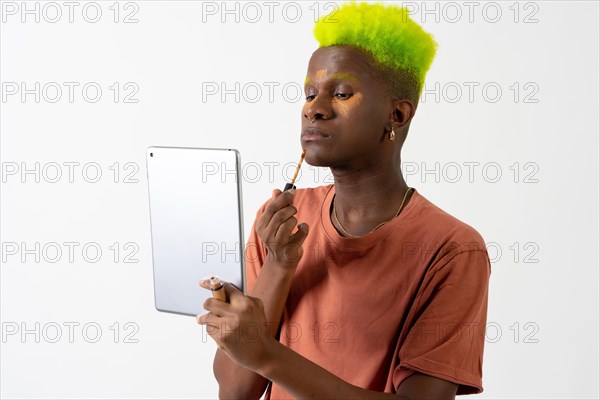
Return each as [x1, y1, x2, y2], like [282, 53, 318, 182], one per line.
[410, 190, 488, 253]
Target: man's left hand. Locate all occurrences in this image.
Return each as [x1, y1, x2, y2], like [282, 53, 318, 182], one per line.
[196, 280, 274, 372]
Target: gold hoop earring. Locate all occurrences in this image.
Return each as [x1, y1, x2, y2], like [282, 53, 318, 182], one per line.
[389, 128, 395, 141]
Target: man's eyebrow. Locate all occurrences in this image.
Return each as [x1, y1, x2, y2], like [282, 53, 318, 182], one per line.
[304, 72, 359, 86]
[331, 72, 358, 81]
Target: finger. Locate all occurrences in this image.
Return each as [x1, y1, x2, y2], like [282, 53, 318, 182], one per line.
[260, 190, 295, 230]
[196, 312, 219, 326]
[203, 297, 231, 316]
[222, 282, 245, 306]
[267, 206, 297, 238]
[257, 190, 296, 230]
[274, 215, 298, 242]
[196, 314, 222, 345]
[279, 223, 309, 264]
[205, 281, 244, 306]
[199, 278, 229, 310]
[289, 222, 309, 247]
[198, 278, 211, 290]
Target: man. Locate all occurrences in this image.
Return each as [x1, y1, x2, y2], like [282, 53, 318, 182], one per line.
[198, 2, 491, 399]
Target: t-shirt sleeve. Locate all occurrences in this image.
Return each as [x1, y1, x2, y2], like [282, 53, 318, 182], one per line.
[393, 245, 492, 395]
[244, 200, 269, 295]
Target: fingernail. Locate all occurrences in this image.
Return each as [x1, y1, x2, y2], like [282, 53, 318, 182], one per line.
[289, 189, 296, 195]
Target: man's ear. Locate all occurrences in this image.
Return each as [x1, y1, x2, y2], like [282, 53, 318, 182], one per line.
[392, 99, 416, 128]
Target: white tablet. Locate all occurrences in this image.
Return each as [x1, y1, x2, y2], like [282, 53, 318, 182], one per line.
[146, 146, 246, 316]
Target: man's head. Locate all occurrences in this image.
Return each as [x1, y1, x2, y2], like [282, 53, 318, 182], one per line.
[301, 2, 438, 169]
[313, 1, 438, 106]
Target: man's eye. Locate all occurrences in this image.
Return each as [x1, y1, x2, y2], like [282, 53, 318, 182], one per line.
[306, 95, 316, 101]
[335, 93, 352, 99]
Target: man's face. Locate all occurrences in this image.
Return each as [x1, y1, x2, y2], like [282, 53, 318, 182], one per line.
[301, 45, 391, 168]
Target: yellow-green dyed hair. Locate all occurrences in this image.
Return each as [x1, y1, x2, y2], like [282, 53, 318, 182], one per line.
[313, 1, 438, 103]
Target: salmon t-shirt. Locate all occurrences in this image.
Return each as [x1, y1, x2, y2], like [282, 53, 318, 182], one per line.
[244, 185, 491, 399]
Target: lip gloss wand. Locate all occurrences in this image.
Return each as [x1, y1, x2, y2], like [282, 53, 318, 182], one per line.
[210, 276, 227, 302]
[283, 149, 306, 191]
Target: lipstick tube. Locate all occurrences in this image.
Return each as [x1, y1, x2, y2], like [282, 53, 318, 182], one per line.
[210, 276, 227, 302]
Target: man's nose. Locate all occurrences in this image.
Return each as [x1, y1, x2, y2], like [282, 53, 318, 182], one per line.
[304, 97, 330, 122]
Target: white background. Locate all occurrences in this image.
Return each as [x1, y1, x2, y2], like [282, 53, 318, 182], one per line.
[1, 1, 599, 399]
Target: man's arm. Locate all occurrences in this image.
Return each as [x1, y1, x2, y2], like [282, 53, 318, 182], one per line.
[209, 189, 309, 399]
[212, 261, 296, 399]
[258, 338, 458, 400]
[199, 283, 459, 400]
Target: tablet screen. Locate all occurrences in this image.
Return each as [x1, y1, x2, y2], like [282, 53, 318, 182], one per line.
[146, 146, 245, 316]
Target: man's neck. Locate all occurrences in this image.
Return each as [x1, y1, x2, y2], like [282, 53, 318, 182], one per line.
[330, 163, 412, 236]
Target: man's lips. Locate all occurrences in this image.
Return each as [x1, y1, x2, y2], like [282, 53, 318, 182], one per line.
[301, 127, 329, 141]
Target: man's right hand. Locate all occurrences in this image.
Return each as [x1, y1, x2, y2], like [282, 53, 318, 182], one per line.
[255, 189, 309, 269]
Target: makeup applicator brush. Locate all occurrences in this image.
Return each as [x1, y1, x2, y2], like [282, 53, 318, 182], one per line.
[283, 149, 306, 191]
